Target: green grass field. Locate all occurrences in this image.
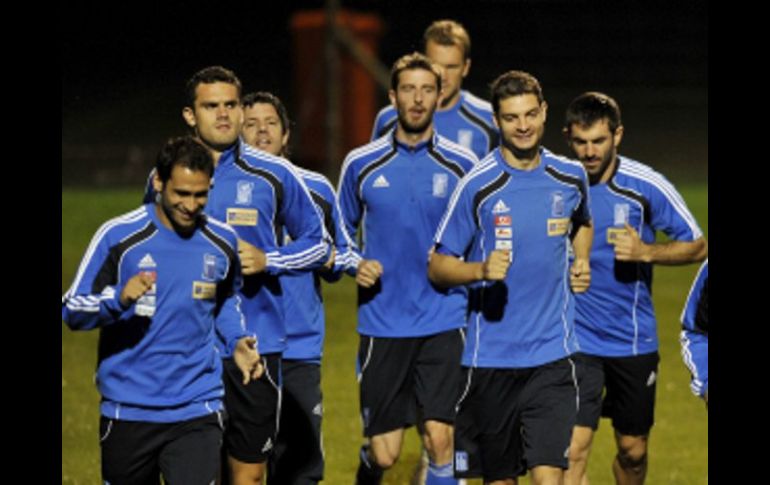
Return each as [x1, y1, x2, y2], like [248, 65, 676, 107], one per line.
[62, 185, 707, 484]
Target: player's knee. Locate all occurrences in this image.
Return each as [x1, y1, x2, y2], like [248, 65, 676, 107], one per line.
[616, 447, 647, 472]
[369, 446, 399, 469]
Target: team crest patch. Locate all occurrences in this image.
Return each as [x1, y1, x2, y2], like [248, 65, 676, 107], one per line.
[227, 208, 258, 226]
[236, 180, 254, 205]
[551, 191, 565, 217]
[202, 254, 217, 281]
[192, 281, 216, 299]
[614, 203, 630, 226]
[433, 173, 449, 197]
[547, 218, 569, 236]
[458, 129, 473, 150]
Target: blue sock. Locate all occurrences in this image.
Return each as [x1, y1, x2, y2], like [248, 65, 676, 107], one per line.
[426, 460, 457, 485]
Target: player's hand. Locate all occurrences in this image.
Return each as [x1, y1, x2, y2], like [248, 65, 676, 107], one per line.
[238, 239, 267, 275]
[233, 336, 264, 384]
[321, 247, 336, 272]
[613, 223, 650, 262]
[356, 259, 383, 287]
[482, 250, 511, 281]
[120, 272, 156, 307]
[570, 258, 591, 293]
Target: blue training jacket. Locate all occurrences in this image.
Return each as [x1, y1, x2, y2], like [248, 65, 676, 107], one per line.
[680, 259, 708, 397]
[434, 147, 591, 368]
[338, 131, 477, 338]
[143, 140, 331, 356]
[62, 204, 247, 422]
[574, 156, 704, 357]
[281, 167, 355, 362]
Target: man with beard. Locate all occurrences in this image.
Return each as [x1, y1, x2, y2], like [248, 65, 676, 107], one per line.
[338, 52, 478, 485]
[428, 70, 593, 485]
[561, 92, 707, 485]
[371, 19, 498, 160]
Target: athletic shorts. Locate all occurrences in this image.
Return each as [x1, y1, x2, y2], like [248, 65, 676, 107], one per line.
[268, 360, 324, 484]
[574, 351, 659, 436]
[100, 411, 224, 485]
[453, 358, 578, 481]
[222, 353, 282, 463]
[357, 328, 464, 437]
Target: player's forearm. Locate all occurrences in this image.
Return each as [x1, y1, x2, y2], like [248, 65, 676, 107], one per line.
[572, 223, 593, 261]
[645, 237, 707, 265]
[428, 252, 483, 287]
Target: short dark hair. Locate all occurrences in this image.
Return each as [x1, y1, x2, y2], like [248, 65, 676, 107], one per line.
[242, 91, 291, 134]
[423, 19, 471, 59]
[564, 91, 622, 134]
[185, 66, 242, 107]
[490, 70, 544, 114]
[155, 136, 214, 184]
[390, 52, 442, 92]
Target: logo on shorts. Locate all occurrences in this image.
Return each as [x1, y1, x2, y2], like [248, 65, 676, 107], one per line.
[454, 451, 469, 472]
[261, 437, 273, 453]
[312, 402, 323, 417]
[362, 407, 370, 429]
[647, 370, 657, 387]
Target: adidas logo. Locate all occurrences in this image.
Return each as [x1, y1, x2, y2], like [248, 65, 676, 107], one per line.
[261, 437, 273, 453]
[647, 371, 657, 387]
[372, 175, 390, 188]
[138, 253, 157, 268]
[312, 403, 323, 416]
[492, 199, 510, 214]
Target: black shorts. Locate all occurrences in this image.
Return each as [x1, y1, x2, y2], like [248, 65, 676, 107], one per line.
[357, 328, 464, 437]
[222, 353, 282, 463]
[268, 360, 324, 484]
[453, 358, 578, 481]
[574, 351, 659, 436]
[100, 411, 224, 485]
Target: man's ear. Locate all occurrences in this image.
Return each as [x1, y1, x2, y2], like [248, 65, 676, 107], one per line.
[182, 106, 196, 128]
[152, 170, 164, 195]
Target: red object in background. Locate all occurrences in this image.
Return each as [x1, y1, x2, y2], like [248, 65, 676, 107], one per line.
[290, 10, 384, 174]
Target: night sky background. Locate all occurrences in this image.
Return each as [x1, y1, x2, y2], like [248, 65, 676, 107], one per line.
[62, 0, 707, 185]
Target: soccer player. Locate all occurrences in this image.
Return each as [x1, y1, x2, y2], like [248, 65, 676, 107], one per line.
[62, 136, 262, 485]
[338, 52, 477, 485]
[561, 92, 707, 485]
[428, 70, 593, 485]
[240, 91, 354, 485]
[179, 66, 330, 485]
[680, 259, 708, 406]
[371, 19, 497, 160]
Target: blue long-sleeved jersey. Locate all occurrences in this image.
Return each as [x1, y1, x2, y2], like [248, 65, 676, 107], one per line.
[574, 156, 704, 357]
[62, 204, 247, 422]
[143, 141, 330, 355]
[680, 259, 708, 397]
[371, 91, 498, 160]
[434, 147, 591, 368]
[338, 132, 477, 337]
[281, 167, 355, 362]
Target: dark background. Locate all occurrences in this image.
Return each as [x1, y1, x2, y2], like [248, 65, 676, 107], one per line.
[62, 0, 707, 186]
